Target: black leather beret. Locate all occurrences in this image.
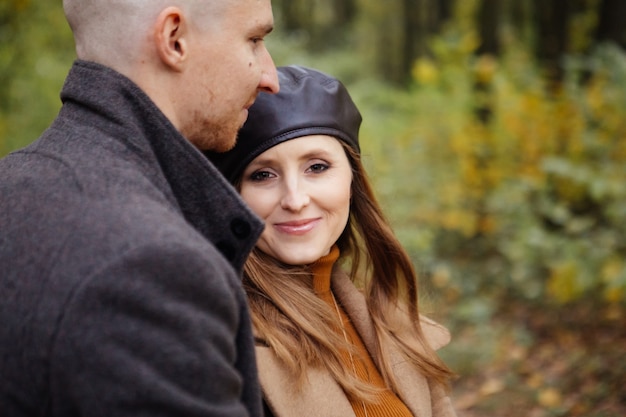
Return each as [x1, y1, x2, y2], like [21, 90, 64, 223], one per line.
[206, 65, 362, 183]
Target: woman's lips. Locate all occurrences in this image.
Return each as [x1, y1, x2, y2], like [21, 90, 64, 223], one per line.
[274, 218, 320, 235]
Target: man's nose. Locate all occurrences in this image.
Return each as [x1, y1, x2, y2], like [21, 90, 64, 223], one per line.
[258, 48, 279, 94]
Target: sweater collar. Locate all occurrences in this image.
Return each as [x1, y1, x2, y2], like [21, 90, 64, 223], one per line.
[309, 245, 340, 295]
[60, 60, 264, 271]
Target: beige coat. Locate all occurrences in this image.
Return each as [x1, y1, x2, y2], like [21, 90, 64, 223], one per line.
[255, 270, 458, 417]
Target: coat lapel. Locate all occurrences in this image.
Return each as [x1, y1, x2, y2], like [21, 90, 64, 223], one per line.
[331, 270, 439, 417]
[255, 345, 356, 417]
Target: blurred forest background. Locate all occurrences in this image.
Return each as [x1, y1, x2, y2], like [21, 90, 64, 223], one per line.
[1, 0, 625, 415]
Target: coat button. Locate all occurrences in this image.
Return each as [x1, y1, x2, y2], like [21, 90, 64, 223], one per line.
[230, 218, 251, 239]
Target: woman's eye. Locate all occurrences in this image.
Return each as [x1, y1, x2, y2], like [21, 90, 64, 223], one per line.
[308, 163, 329, 173]
[249, 170, 274, 181]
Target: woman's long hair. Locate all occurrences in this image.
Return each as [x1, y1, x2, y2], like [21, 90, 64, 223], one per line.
[242, 141, 455, 401]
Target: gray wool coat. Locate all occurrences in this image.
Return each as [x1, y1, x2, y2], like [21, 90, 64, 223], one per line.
[0, 60, 264, 417]
[256, 270, 458, 417]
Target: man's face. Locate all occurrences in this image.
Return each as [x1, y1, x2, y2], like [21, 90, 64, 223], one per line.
[185, 0, 279, 151]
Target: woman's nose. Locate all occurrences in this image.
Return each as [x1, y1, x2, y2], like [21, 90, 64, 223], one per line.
[280, 183, 310, 212]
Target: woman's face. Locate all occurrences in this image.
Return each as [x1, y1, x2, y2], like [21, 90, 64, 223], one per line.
[240, 135, 353, 265]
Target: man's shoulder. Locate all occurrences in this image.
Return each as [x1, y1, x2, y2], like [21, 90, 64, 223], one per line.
[0, 145, 209, 282]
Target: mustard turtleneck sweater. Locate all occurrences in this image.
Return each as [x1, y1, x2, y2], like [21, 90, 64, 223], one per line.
[309, 246, 413, 417]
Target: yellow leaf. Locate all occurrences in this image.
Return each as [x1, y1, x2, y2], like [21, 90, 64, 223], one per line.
[474, 54, 498, 84]
[538, 387, 562, 408]
[547, 262, 581, 303]
[604, 287, 624, 304]
[526, 373, 543, 389]
[412, 58, 439, 86]
[479, 378, 505, 396]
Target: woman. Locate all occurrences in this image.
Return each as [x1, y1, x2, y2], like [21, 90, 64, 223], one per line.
[207, 65, 457, 417]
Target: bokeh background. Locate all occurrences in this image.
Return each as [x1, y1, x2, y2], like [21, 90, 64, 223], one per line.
[1, 1, 625, 415]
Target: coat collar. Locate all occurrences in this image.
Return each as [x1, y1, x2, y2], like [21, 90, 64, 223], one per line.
[256, 269, 452, 417]
[59, 60, 263, 271]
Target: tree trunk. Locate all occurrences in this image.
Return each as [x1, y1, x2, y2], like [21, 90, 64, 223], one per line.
[596, 0, 626, 49]
[401, 0, 422, 84]
[334, 0, 357, 26]
[476, 0, 500, 56]
[433, 0, 453, 32]
[534, 0, 570, 88]
[275, 0, 300, 32]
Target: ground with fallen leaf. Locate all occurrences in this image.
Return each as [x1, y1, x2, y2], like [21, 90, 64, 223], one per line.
[440, 301, 625, 416]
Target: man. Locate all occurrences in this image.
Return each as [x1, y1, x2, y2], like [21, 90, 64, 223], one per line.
[0, 1, 279, 416]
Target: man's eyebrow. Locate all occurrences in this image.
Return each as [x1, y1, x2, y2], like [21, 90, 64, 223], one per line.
[259, 23, 274, 35]
[248, 23, 273, 38]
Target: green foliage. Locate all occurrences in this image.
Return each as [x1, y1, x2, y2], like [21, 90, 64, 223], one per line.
[345, 28, 626, 413]
[352, 33, 626, 309]
[0, 1, 74, 156]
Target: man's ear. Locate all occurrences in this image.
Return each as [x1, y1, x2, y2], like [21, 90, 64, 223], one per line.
[154, 7, 188, 71]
